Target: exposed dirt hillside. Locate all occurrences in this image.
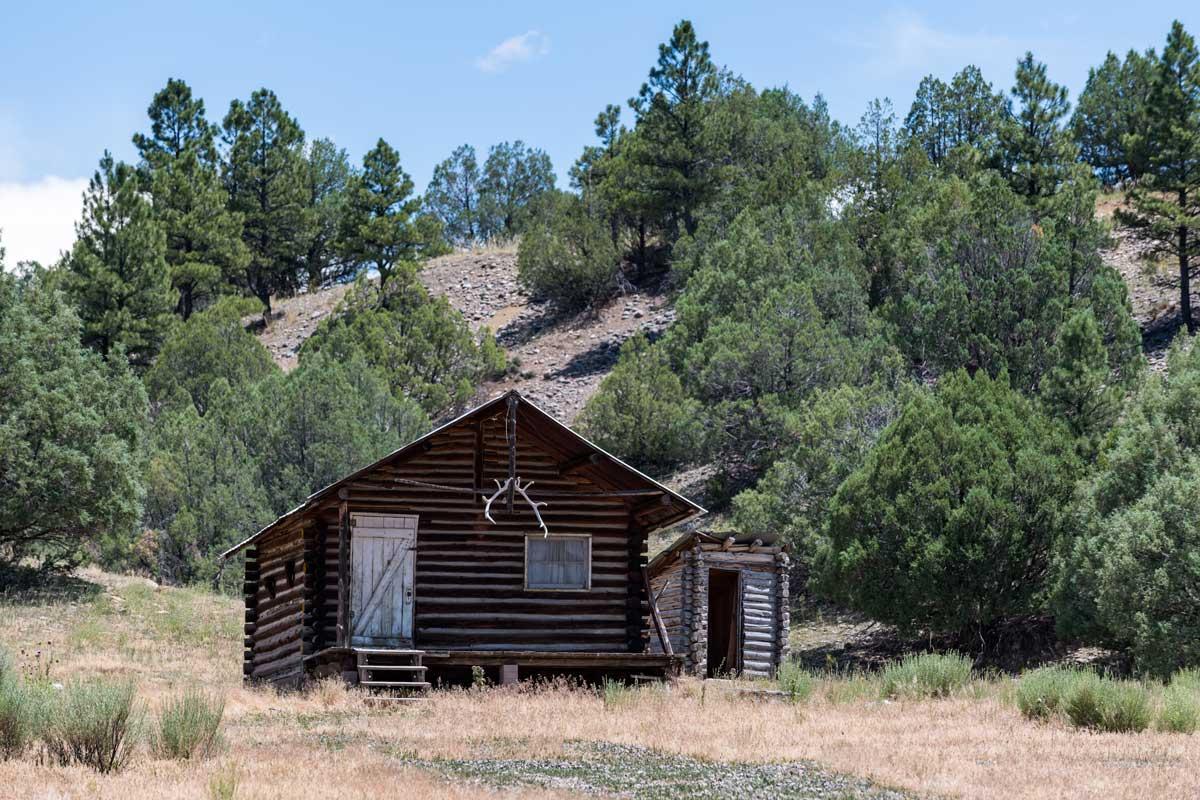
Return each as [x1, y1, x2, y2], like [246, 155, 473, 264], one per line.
[257, 247, 674, 422]
[1097, 201, 1195, 370]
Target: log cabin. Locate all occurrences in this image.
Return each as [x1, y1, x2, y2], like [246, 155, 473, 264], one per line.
[646, 532, 790, 678]
[221, 389, 705, 690]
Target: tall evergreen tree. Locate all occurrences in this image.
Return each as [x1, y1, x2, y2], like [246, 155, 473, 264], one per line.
[906, 76, 952, 164]
[134, 78, 248, 319]
[425, 144, 483, 245]
[905, 66, 1003, 167]
[64, 152, 173, 368]
[1, 269, 147, 569]
[301, 137, 353, 288]
[1072, 50, 1155, 186]
[628, 19, 718, 241]
[478, 140, 555, 240]
[947, 65, 1004, 154]
[339, 138, 447, 287]
[1118, 21, 1200, 333]
[998, 52, 1076, 204]
[221, 88, 309, 315]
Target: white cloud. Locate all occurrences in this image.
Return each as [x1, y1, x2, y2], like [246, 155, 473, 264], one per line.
[0, 176, 86, 268]
[841, 10, 1020, 77]
[475, 30, 550, 73]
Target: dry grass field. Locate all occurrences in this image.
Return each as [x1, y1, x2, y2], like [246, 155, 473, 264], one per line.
[2, 569, 1198, 800]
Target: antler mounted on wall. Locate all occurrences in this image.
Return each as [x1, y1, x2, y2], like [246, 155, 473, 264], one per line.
[483, 476, 549, 535]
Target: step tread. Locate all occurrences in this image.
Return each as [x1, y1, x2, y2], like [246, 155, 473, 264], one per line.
[359, 680, 432, 689]
[359, 663, 427, 669]
[354, 648, 424, 655]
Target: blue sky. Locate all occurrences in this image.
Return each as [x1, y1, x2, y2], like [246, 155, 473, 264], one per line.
[0, 1, 1194, 265]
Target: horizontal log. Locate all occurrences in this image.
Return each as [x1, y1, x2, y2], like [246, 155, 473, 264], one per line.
[419, 608, 625, 620]
[254, 624, 302, 656]
[252, 651, 304, 678]
[421, 642, 631, 653]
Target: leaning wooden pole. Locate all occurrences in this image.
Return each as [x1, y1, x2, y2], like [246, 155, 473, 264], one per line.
[337, 493, 351, 648]
[643, 566, 673, 656]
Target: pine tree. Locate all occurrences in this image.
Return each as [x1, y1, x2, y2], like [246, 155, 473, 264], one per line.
[1072, 50, 1155, 186]
[64, 152, 174, 368]
[1041, 308, 1122, 453]
[1118, 21, 1200, 333]
[478, 140, 555, 240]
[425, 144, 483, 245]
[628, 19, 718, 241]
[221, 89, 309, 315]
[906, 76, 952, 164]
[134, 78, 248, 319]
[301, 138, 353, 288]
[999, 52, 1076, 204]
[947, 65, 1004, 153]
[339, 138, 447, 288]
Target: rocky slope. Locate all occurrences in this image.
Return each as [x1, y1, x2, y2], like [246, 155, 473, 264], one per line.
[256, 247, 673, 422]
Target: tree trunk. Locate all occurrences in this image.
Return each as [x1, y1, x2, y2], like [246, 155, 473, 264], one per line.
[1183, 232, 1193, 334]
[1182, 189, 1193, 334]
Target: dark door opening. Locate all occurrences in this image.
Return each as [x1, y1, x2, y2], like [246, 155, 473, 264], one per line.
[706, 569, 741, 677]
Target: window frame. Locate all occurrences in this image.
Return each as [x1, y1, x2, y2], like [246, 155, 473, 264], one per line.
[523, 533, 593, 592]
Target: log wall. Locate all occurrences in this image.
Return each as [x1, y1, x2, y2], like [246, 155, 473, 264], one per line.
[243, 409, 653, 683]
[646, 540, 790, 679]
[245, 524, 308, 685]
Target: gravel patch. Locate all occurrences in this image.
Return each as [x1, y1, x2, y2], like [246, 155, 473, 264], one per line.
[398, 740, 914, 800]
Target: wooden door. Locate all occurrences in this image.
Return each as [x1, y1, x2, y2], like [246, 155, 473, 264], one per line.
[350, 513, 417, 647]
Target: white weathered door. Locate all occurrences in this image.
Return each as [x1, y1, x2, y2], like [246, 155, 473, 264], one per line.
[351, 513, 417, 647]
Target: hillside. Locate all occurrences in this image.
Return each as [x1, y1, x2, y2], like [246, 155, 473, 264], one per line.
[257, 247, 674, 422]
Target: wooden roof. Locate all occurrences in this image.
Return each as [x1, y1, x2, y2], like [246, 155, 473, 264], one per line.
[220, 389, 706, 559]
[646, 530, 785, 576]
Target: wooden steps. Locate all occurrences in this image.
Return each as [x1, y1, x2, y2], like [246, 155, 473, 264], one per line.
[355, 648, 430, 696]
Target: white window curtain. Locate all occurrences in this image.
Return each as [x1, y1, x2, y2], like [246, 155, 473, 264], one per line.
[526, 536, 590, 590]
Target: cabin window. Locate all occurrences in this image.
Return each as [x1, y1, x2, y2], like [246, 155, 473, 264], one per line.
[524, 534, 591, 591]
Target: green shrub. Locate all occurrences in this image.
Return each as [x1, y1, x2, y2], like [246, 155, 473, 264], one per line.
[776, 661, 815, 703]
[0, 651, 32, 760]
[879, 652, 973, 699]
[1064, 674, 1152, 733]
[517, 191, 619, 312]
[40, 678, 142, 773]
[1015, 666, 1083, 721]
[818, 371, 1079, 634]
[1157, 686, 1200, 734]
[153, 689, 225, 760]
[578, 334, 705, 473]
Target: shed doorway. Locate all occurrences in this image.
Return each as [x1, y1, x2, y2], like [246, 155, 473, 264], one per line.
[350, 513, 418, 648]
[706, 568, 741, 677]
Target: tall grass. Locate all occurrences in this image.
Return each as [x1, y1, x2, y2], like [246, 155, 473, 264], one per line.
[776, 661, 816, 703]
[39, 677, 142, 773]
[0, 649, 32, 760]
[1064, 674, 1152, 733]
[1157, 685, 1200, 734]
[1012, 667, 1152, 733]
[879, 652, 973, 699]
[1015, 666, 1080, 721]
[153, 688, 225, 760]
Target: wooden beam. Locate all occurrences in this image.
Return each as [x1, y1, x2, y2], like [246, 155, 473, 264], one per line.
[420, 650, 679, 668]
[643, 566, 673, 657]
[722, 536, 736, 551]
[337, 499, 351, 648]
